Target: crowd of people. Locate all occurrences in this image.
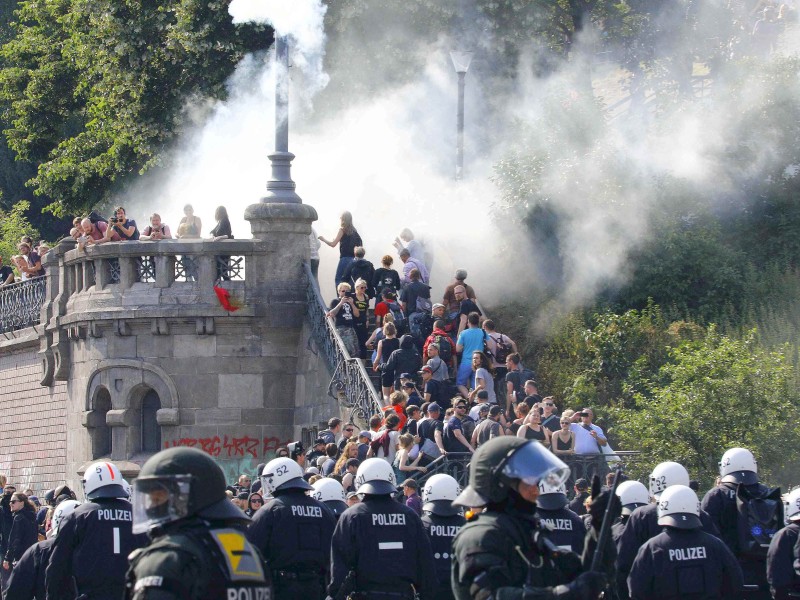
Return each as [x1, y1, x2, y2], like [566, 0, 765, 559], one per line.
[2, 440, 797, 600]
[0, 237, 48, 288]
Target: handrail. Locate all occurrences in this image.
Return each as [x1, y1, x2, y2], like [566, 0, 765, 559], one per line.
[303, 262, 383, 428]
[0, 277, 47, 334]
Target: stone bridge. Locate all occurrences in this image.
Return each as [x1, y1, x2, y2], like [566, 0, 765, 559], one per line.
[0, 203, 380, 492]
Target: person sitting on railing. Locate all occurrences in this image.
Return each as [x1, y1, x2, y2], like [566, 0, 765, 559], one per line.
[0, 256, 14, 287]
[326, 281, 360, 358]
[15, 242, 44, 278]
[139, 213, 173, 240]
[570, 407, 608, 455]
[99, 206, 139, 242]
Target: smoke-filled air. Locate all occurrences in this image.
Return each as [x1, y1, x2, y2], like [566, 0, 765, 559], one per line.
[119, 0, 800, 315]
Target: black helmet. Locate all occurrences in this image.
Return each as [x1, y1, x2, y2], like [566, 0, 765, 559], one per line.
[132, 447, 247, 534]
[453, 437, 570, 507]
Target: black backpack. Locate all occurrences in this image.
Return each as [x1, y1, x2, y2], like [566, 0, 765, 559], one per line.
[433, 334, 453, 362]
[735, 484, 783, 558]
[386, 301, 407, 333]
[490, 334, 512, 364]
[88, 210, 108, 225]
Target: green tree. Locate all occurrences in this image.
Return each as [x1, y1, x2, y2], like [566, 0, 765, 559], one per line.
[610, 328, 800, 488]
[0, 199, 40, 265]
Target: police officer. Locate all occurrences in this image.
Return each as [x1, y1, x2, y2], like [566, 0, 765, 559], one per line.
[328, 457, 436, 599]
[311, 478, 349, 519]
[701, 447, 779, 598]
[766, 487, 800, 599]
[628, 485, 743, 599]
[535, 480, 585, 555]
[125, 447, 272, 599]
[451, 436, 605, 600]
[46, 461, 146, 599]
[616, 461, 719, 599]
[611, 480, 649, 546]
[247, 457, 335, 599]
[420, 474, 465, 600]
[5, 499, 79, 600]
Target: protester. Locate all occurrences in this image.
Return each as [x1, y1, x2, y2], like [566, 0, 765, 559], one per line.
[318, 211, 362, 287]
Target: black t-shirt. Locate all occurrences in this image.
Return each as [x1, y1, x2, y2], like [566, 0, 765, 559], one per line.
[443, 416, 470, 453]
[330, 298, 355, 328]
[373, 268, 401, 295]
[352, 294, 369, 327]
[0, 265, 13, 284]
[418, 418, 443, 443]
[458, 298, 481, 319]
[400, 281, 431, 315]
[339, 230, 362, 258]
[541, 414, 561, 433]
[424, 380, 443, 405]
[210, 218, 232, 239]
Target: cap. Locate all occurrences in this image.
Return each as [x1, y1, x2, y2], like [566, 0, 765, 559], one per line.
[420, 366, 433, 374]
[489, 406, 502, 417]
[345, 458, 360, 469]
[402, 381, 415, 389]
[305, 467, 320, 475]
[428, 403, 441, 413]
[236, 491, 249, 500]
[575, 478, 589, 490]
[399, 373, 413, 380]
[346, 491, 359, 500]
[455, 269, 467, 280]
[478, 403, 490, 413]
[358, 430, 371, 439]
[432, 303, 445, 310]
[313, 437, 326, 446]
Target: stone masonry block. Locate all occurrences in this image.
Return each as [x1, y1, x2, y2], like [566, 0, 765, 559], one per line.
[218, 374, 264, 409]
[174, 335, 216, 358]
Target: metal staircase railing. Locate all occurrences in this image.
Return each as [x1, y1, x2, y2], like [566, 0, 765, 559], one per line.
[304, 263, 384, 428]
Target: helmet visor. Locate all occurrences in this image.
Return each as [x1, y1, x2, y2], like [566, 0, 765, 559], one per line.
[501, 442, 570, 488]
[132, 475, 192, 535]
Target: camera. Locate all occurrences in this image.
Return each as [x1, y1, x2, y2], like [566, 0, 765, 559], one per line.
[578, 412, 589, 417]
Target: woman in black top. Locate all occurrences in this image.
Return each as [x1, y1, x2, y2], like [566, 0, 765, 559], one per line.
[352, 278, 371, 359]
[372, 255, 401, 297]
[516, 409, 550, 446]
[327, 282, 360, 358]
[210, 206, 233, 280]
[318, 211, 362, 288]
[374, 322, 400, 399]
[384, 334, 421, 390]
[245, 493, 264, 517]
[2, 493, 37, 572]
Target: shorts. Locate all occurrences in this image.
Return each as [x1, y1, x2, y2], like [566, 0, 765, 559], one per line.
[456, 360, 473, 386]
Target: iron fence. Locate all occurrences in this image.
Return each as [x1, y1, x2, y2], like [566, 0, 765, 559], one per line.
[0, 277, 46, 334]
[304, 263, 383, 428]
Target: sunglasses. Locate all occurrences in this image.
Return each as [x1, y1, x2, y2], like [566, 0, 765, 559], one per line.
[544, 403, 554, 406]
[344, 428, 354, 432]
[456, 405, 467, 409]
[251, 499, 263, 504]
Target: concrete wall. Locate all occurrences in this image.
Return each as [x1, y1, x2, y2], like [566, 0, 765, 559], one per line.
[0, 332, 68, 492]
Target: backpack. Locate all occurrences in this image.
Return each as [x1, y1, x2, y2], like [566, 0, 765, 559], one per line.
[386, 301, 407, 333]
[735, 484, 783, 558]
[88, 210, 108, 225]
[490, 334, 512, 364]
[409, 312, 427, 341]
[416, 295, 432, 313]
[433, 334, 453, 363]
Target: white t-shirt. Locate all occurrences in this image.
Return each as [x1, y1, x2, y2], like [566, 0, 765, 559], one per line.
[570, 423, 606, 454]
[375, 430, 400, 465]
[473, 367, 496, 404]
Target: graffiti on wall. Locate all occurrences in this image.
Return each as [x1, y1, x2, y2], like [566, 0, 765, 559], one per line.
[163, 435, 293, 458]
[163, 435, 294, 482]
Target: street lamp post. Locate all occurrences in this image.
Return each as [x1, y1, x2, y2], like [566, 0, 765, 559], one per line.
[263, 35, 302, 203]
[450, 50, 473, 181]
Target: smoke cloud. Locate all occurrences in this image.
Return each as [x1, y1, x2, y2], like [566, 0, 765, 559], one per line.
[118, 1, 800, 321]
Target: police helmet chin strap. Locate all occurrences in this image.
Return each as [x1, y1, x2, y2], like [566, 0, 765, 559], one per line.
[514, 544, 544, 569]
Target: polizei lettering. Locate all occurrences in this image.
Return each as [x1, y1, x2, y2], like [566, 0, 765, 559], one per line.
[540, 518, 573, 531]
[291, 505, 323, 518]
[372, 513, 406, 526]
[97, 509, 132, 522]
[430, 525, 461, 537]
[226, 587, 271, 600]
[668, 546, 707, 561]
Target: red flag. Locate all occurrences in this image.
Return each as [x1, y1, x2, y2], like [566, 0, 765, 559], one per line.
[213, 285, 242, 312]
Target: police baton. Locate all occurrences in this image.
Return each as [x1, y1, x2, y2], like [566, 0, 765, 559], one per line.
[590, 466, 623, 573]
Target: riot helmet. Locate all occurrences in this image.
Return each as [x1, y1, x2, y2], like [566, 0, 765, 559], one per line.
[132, 447, 247, 535]
[536, 480, 568, 511]
[83, 461, 128, 500]
[311, 478, 348, 517]
[719, 447, 758, 485]
[453, 437, 569, 508]
[422, 474, 462, 516]
[51, 500, 81, 536]
[616, 480, 650, 515]
[657, 485, 701, 530]
[354, 458, 397, 495]
[649, 462, 690, 499]
[783, 487, 800, 524]
[260, 457, 313, 495]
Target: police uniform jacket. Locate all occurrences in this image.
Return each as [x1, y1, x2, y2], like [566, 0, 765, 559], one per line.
[126, 518, 272, 600]
[700, 481, 768, 554]
[767, 523, 800, 599]
[628, 527, 743, 600]
[4, 537, 55, 600]
[421, 512, 465, 596]
[46, 498, 147, 599]
[451, 509, 582, 600]
[328, 495, 436, 599]
[535, 507, 585, 555]
[617, 502, 720, 575]
[246, 489, 335, 574]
